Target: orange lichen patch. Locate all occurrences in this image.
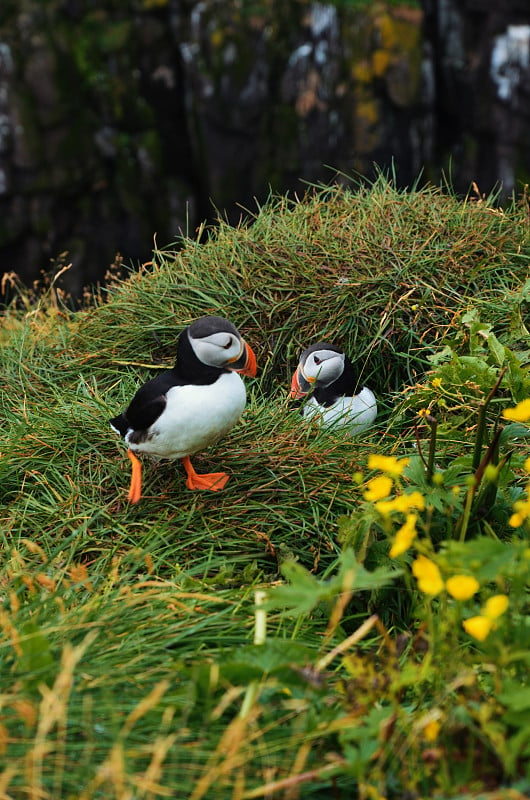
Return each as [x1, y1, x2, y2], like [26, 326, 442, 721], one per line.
[295, 70, 326, 117]
[352, 60, 373, 83]
[372, 49, 391, 77]
[375, 13, 396, 50]
[392, 6, 424, 25]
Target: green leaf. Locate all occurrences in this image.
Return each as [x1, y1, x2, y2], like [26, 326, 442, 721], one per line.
[220, 640, 314, 680]
[17, 620, 56, 691]
[487, 331, 507, 366]
[499, 422, 530, 446]
[265, 550, 399, 617]
[442, 537, 517, 581]
[499, 685, 530, 711]
[427, 345, 454, 365]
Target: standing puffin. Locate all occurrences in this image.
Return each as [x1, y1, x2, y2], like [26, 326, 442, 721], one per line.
[110, 315, 257, 503]
[290, 342, 377, 434]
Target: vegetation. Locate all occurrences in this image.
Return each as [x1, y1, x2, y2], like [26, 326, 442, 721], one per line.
[1, 177, 529, 799]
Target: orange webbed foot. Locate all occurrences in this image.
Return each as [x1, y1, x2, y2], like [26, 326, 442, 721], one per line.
[182, 456, 229, 491]
[127, 448, 143, 504]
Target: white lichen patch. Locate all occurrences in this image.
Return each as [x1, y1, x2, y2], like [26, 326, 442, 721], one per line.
[490, 25, 530, 102]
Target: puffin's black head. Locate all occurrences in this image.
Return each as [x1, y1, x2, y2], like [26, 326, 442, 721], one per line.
[176, 315, 257, 379]
[187, 315, 239, 341]
[290, 342, 347, 399]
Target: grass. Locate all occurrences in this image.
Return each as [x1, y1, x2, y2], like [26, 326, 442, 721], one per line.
[1, 176, 529, 799]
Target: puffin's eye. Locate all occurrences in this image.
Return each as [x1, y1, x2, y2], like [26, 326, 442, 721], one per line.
[314, 355, 322, 365]
[223, 338, 233, 350]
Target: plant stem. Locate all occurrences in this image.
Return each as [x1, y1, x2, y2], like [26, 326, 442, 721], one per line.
[456, 428, 503, 541]
[472, 367, 507, 471]
[426, 414, 438, 482]
[458, 483, 475, 542]
[240, 590, 267, 719]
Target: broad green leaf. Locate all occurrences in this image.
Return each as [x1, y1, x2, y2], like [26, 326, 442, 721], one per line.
[220, 640, 314, 679]
[499, 685, 530, 711]
[17, 620, 56, 691]
[487, 332, 507, 366]
[266, 550, 399, 617]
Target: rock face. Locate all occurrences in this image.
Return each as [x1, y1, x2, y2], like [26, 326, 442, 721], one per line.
[424, 0, 530, 198]
[0, 1, 528, 293]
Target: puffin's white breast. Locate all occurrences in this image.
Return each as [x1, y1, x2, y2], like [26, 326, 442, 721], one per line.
[127, 372, 246, 459]
[303, 387, 377, 434]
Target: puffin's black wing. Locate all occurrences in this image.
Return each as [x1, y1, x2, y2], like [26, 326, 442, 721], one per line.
[110, 370, 180, 436]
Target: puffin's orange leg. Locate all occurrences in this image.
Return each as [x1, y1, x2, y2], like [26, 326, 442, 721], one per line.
[127, 448, 143, 504]
[181, 456, 229, 491]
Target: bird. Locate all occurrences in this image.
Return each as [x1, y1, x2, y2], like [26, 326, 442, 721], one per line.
[290, 342, 377, 434]
[110, 315, 257, 503]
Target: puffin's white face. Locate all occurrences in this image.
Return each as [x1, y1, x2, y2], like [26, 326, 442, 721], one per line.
[301, 348, 345, 387]
[189, 330, 244, 368]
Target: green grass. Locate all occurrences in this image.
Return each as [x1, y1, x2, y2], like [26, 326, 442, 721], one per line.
[1, 177, 529, 799]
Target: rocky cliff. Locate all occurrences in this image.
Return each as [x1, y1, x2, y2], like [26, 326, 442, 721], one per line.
[0, 0, 528, 294]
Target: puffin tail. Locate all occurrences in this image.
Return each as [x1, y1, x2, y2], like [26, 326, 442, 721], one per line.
[110, 414, 129, 437]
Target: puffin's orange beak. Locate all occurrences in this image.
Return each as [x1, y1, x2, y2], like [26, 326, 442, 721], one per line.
[290, 367, 306, 399]
[231, 340, 257, 377]
[290, 366, 315, 399]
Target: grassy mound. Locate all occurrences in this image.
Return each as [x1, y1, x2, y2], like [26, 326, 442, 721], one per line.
[74, 178, 528, 392]
[1, 178, 529, 799]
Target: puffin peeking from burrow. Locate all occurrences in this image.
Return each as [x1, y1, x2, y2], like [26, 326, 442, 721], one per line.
[110, 315, 257, 503]
[290, 342, 377, 434]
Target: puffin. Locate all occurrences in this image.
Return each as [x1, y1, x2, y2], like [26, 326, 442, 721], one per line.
[110, 315, 257, 503]
[290, 342, 377, 434]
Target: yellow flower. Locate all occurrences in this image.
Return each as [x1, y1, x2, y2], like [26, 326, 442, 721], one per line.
[364, 475, 393, 502]
[431, 378, 442, 389]
[509, 498, 530, 528]
[412, 555, 444, 596]
[418, 407, 431, 418]
[423, 719, 441, 742]
[502, 398, 530, 422]
[525, 458, 530, 474]
[462, 594, 509, 642]
[389, 514, 418, 557]
[462, 615, 494, 641]
[483, 594, 509, 619]
[367, 454, 409, 476]
[446, 575, 480, 600]
[375, 491, 426, 516]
